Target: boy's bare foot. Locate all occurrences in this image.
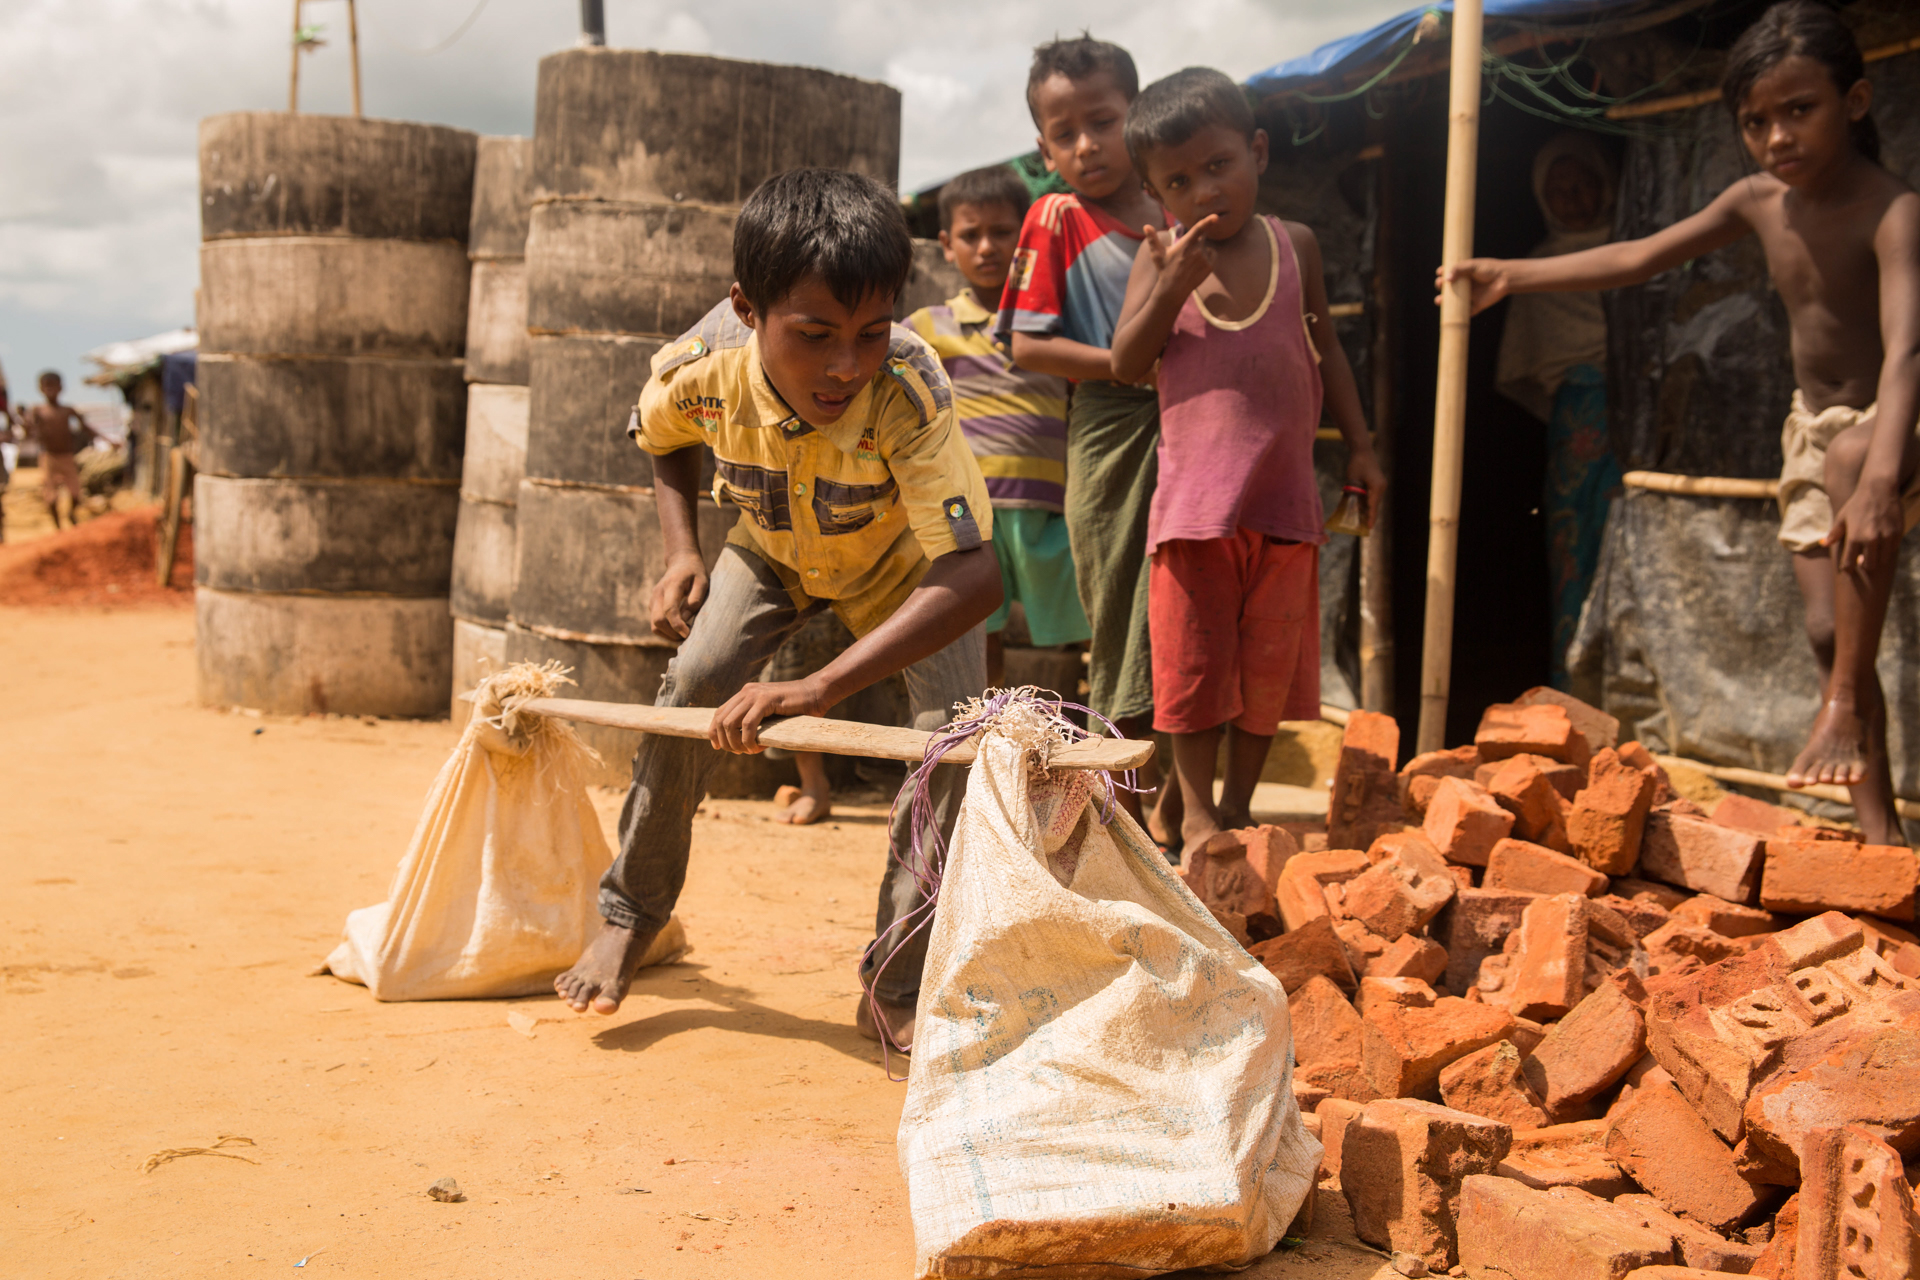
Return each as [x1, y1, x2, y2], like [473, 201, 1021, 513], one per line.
[855, 992, 915, 1053]
[1788, 699, 1871, 788]
[1216, 805, 1254, 831]
[772, 783, 832, 825]
[554, 920, 661, 1014]
[1178, 813, 1224, 866]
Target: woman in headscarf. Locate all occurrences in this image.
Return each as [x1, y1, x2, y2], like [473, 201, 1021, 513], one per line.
[1496, 130, 1623, 690]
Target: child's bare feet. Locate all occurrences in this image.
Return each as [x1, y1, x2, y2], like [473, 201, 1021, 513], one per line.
[1178, 812, 1224, 866]
[554, 920, 660, 1014]
[773, 783, 832, 825]
[1788, 698, 1871, 788]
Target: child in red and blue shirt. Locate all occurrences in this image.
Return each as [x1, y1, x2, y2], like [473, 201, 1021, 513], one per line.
[997, 34, 1172, 831]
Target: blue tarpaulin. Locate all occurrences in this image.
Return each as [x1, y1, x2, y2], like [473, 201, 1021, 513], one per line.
[162, 351, 197, 414]
[1246, 1, 1648, 94]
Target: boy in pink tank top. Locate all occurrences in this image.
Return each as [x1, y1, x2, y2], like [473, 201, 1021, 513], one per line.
[1113, 67, 1385, 862]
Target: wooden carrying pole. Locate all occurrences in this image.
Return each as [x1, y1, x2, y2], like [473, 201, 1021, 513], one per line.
[514, 698, 1157, 772]
[1416, 0, 1485, 754]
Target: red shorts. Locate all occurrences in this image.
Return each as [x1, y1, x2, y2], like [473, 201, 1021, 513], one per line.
[1149, 530, 1320, 736]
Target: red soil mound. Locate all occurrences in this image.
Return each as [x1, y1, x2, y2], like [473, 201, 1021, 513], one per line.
[0, 507, 193, 607]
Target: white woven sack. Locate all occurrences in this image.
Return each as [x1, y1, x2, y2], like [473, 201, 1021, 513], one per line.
[324, 663, 684, 1000]
[900, 729, 1319, 1278]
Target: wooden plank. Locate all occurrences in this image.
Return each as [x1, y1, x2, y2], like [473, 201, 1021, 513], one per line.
[515, 697, 1156, 772]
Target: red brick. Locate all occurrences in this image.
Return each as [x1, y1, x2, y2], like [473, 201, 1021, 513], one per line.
[1710, 792, 1804, 836]
[1606, 1078, 1773, 1232]
[1434, 889, 1541, 995]
[1567, 748, 1657, 875]
[1522, 971, 1647, 1114]
[1487, 755, 1575, 850]
[1621, 1268, 1744, 1280]
[1294, 1059, 1378, 1106]
[1204, 904, 1252, 945]
[1328, 710, 1403, 851]
[1669, 893, 1778, 938]
[1340, 841, 1458, 940]
[1287, 848, 1373, 887]
[1292, 1076, 1332, 1115]
[1765, 910, 1867, 969]
[1315, 1096, 1365, 1183]
[1399, 746, 1481, 818]
[1456, 1177, 1673, 1280]
[1366, 934, 1448, 986]
[1642, 919, 1743, 974]
[1332, 916, 1389, 975]
[1508, 1015, 1548, 1055]
[1862, 916, 1920, 981]
[1640, 811, 1764, 903]
[1487, 894, 1605, 1020]
[1516, 685, 1619, 751]
[1477, 701, 1592, 767]
[1495, 1142, 1633, 1196]
[1357, 975, 1437, 1014]
[1367, 828, 1441, 865]
[1438, 1039, 1552, 1130]
[1362, 995, 1515, 1099]
[1341, 1100, 1511, 1269]
[1614, 876, 1691, 911]
[1275, 849, 1369, 932]
[1180, 834, 1279, 920]
[1250, 914, 1356, 995]
[1422, 777, 1514, 867]
[1289, 974, 1367, 1070]
[1611, 1195, 1767, 1274]
[1796, 1124, 1919, 1280]
[1485, 837, 1610, 897]
[1750, 1193, 1798, 1280]
[1616, 740, 1676, 800]
[1741, 1004, 1920, 1182]
[1595, 893, 1672, 939]
[1275, 870, 1330, 933]
[1761, 840, 1918, 922]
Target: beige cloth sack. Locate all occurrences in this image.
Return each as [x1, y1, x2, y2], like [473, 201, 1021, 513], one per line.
[324, 663, 685, 1000]
[900, 716, 1319, 1278]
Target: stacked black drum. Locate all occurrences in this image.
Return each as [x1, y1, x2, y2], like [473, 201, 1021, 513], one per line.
[450, 136, 534, 724]
[506, 50, 899, 783]
[195, 114, 476, 716]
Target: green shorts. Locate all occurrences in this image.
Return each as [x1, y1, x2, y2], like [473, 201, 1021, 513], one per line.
[986, 507, 1091, 647]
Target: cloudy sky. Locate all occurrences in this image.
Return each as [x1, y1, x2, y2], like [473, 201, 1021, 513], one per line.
[0, 0, 1412, 404]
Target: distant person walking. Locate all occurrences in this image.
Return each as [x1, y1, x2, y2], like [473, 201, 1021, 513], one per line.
[20, 370, 93, 529]
[0, 360, 13, 542]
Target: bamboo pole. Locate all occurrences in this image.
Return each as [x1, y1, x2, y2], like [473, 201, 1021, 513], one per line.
[513, 698, 1157, 772]
[1416, 0, 1484, 754]
[347, 0, 362, 118]
[289, 0, 302, 112]
[1360, 140, 1396, 714]
[1622, 470, 1779, 499]
[1654, 754, 1920, 822]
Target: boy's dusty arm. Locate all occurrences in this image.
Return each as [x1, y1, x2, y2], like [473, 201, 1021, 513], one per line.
[1831, 193, 1920, 574]
[1437, 182, 1754, 313]
[708, 548, 1002, 752]
[648, 445, 709, 640]
[1009, 331, 1127, 382]
[1294, 224, 1386, 506]
[1110, 217, 1220, 384]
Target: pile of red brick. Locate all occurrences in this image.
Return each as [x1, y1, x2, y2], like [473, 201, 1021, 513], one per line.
[1178, 688, 1919, 1279]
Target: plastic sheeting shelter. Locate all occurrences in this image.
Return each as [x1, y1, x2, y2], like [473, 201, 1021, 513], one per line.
[1246, 0, 1920, 831]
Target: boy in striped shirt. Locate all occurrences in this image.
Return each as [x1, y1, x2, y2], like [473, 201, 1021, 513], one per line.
[906, 165, 1089, 687]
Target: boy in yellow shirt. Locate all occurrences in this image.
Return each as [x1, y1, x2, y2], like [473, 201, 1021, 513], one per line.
[555, 170, 1001, 1052]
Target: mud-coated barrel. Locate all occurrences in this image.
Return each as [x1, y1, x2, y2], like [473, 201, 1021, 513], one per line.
[195, 353, 466, 481]
[469, 135, 534, 260]
[525, 201, 734, 339]
[199, 113, 476, 242]
[451, 617, 509, 728]
[532, 50, 899, 205]
[197, 588, 454, 717]
[451, 384, 525, 628]
[196, 112, 476, 717]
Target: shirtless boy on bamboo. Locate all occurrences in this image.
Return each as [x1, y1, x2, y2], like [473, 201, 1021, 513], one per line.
[1442, 2, 1918, 845]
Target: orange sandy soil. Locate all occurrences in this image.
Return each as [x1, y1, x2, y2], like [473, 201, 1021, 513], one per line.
[2, 604, 1392, 1279]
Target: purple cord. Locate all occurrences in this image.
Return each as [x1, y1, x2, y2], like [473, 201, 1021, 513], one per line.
[860, 687, 1144, 1079]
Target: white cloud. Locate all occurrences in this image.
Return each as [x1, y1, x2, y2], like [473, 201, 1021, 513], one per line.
[0, 0, 1412, 396]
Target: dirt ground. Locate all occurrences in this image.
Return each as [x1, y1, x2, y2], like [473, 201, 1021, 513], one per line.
[3, 600, 1393, 1280]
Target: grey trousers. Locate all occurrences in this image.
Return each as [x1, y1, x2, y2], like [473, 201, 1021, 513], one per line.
[598, 544, 986, 1006]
